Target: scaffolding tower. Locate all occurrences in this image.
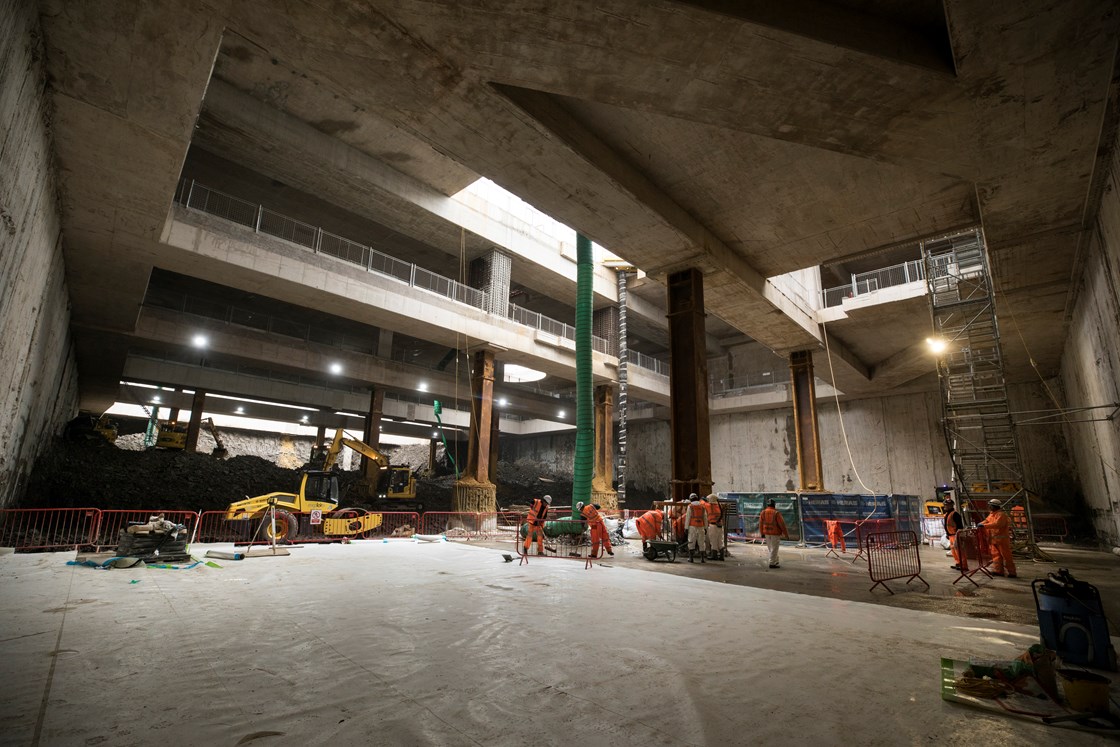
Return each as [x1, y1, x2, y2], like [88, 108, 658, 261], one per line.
[923, 229, 1037, 552]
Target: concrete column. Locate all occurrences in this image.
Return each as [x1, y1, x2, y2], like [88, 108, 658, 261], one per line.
[591, 384, 618, 511]
[455, 349, 497, 513]
[790, 350, 825, 491]
[361, 387, 385, 480]
[184, 390, 206, 452]
[667, 268, 713, 500]
[376, 328, 393, 359]
[314, 425, 327, 450]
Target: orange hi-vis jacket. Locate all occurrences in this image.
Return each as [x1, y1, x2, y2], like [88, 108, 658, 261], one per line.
[580, 503, 603, 524]
[980, 510, 1010, 540]
[707, 500, 722, 526]
[636, 510, 663, 539]
[687, 501, 707, 528]
[759, 506, 787, 536]
[944, 509, 961, 536]
[528, 499, 548, 526]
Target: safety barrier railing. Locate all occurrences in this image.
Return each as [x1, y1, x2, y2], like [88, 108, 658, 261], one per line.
[1032, 515, 1069, 542]
[0, 508, 102, 552]
[91, 510, 200, 551]
[821, 258, 926, 308]
[418, 512, 491, 540]
[865, 530, 928, 594]
[516, 515, 600, 568]
[951, 528, 994, 587]
[476, 511, 524, 541]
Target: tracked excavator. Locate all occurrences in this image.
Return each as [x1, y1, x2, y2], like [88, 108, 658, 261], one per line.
[224, 428, 417, 542]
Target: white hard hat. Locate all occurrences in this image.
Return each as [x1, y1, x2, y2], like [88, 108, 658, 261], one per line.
[576, 501, 584, 510]
[543, 495, 552, 504]
[689, 493, 699, 500]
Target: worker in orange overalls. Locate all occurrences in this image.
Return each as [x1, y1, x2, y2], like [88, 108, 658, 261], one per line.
[635, 508, 664, 551]
[759, 498, 789, 569]
[826, 520, 846, 553]
[522, 494, 551, 556]
[705, 493, 724, 560]
[577, 501, 613, 558]
[684, 493, 708, 563]
[979, 499, 1017, 578]
[943, 497, 964, 570]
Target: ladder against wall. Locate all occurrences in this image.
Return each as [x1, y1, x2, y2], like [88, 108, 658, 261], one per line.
[923, 229, 1037, 551]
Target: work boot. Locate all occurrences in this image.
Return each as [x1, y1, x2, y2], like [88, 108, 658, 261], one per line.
[689, 551, 694, 563]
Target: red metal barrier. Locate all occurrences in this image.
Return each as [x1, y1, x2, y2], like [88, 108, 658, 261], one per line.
[476, 511, 523, 541]
[193, 511, 270, 545]
[91, 510, 200, 551]
[865, 530, 928, 594]
[418, 512, 489, 540]
[0, 508, 102, 552]
[192, 510, 420, 544]
[952, 528, 993, 586]
[516, 516, 598, 568]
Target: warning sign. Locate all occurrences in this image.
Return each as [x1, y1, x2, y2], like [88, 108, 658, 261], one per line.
[310, 510, 323, 525]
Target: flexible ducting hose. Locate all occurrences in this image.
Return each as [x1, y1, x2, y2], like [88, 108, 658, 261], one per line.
[572, 233, 594, 515]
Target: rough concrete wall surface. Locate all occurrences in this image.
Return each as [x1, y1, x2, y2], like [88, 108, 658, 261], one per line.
[1061, 153, 1120, 543]
[1006, 381, 1081, 513]
[501, 431, 576, 474]
[0, 1, 78, 508]
[709, 391, 953, 497]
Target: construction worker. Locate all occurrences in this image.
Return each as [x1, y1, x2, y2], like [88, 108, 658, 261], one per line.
[759, 498, 789, 568]
[523, 494, 551, 556]
[635, 508, 664, 550]
[684, 493, 708, 563]
[980, 499, 1017, 577]
[943, 497, 964, 570]
[705, 493, 724, 560]
[577, 501, 614, 558]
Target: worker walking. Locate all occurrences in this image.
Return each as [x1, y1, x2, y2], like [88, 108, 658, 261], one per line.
[523, 494, 552, 556]
[980, 499, 1017, 577]
[705, 493, 724, 560]
[577, 501, 614, 558]
[684, 493, 708, 563]
[943, 497, 964, 570]
[759, 498, 789, 568]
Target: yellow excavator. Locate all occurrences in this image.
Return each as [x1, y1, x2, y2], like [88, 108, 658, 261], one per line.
[224, 428, 416, 542]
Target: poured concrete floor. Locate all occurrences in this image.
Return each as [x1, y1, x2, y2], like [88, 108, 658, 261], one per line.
[1, 540, 1117, 746]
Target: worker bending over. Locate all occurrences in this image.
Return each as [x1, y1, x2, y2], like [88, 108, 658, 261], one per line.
[980, 499, 1017, 577]
[684, 493, 708, 563]
[759, 498, 789, 568]
[523, 494, 551, 556]
[578, 501, 614, 558]
[705, 494, 724, 560]
[635, 508, 664, 551]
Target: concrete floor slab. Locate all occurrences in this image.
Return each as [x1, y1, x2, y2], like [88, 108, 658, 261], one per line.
[0, 541, 1116, 745]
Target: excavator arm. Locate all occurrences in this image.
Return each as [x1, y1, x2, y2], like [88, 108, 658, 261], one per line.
[321, 428, 389, 471]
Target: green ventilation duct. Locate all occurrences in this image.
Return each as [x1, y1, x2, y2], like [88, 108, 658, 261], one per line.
[571, 233, 594, 516]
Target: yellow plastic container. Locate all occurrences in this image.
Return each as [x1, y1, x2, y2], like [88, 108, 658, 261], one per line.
[1057, 668, 1111, 713]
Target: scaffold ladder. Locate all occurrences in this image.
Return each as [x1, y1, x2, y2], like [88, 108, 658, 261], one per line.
[923, 229, 1039, 554]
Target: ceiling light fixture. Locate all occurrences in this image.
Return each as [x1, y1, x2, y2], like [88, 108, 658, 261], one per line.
[498, 397, 508, 407]
[191, 334, 208, 348]
[925, 337, 948, 354]
[418, 382, 429, 392]
[558, 409, 566, 418]
[329, 362, 343, 375]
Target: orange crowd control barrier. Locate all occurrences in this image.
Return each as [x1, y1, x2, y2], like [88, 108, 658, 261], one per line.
[865, 530, 928, 594]
[91, 510, 200, 551]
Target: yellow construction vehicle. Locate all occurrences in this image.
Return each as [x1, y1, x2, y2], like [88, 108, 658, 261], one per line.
[155, 420, 188, 449]
[201, 417, 229, 459]
[223, 429, 415, 541]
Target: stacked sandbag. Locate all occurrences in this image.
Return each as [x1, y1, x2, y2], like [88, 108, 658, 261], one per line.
[114, 514, 191, 563]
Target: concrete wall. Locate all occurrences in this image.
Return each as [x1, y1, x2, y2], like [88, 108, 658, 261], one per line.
[1061, 141, 1120, 544]
[0, 1, 78, 508]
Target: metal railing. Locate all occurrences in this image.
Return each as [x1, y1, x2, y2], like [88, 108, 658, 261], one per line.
[821, 258, 927, 308]
[175, 180, 644, 372]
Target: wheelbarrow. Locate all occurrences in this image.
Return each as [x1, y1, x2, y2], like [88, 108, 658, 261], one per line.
[643, 539, 679, 562]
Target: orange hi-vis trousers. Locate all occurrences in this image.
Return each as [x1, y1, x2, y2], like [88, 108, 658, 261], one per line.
[524, 525, 545, 555]
[589, 521, 612, 558]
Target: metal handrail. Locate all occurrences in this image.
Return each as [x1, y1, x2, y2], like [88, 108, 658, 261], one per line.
[821, 257, 927, 308]
[175, 180, 648, 371]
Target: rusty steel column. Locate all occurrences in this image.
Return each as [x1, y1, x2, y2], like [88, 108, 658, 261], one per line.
[666, 268, 713, 500]
[455, 349, 497, 513]
[489, 362, 503, 484]
[789, 350, 825, 491]
[361, 387, 384, 478]
[429, 436, 438, 473]
[591, 384, 618, 511]
[184, 390, 206, 452]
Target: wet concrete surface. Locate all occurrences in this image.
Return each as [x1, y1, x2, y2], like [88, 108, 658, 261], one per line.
[510, 539, 1120, 633]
